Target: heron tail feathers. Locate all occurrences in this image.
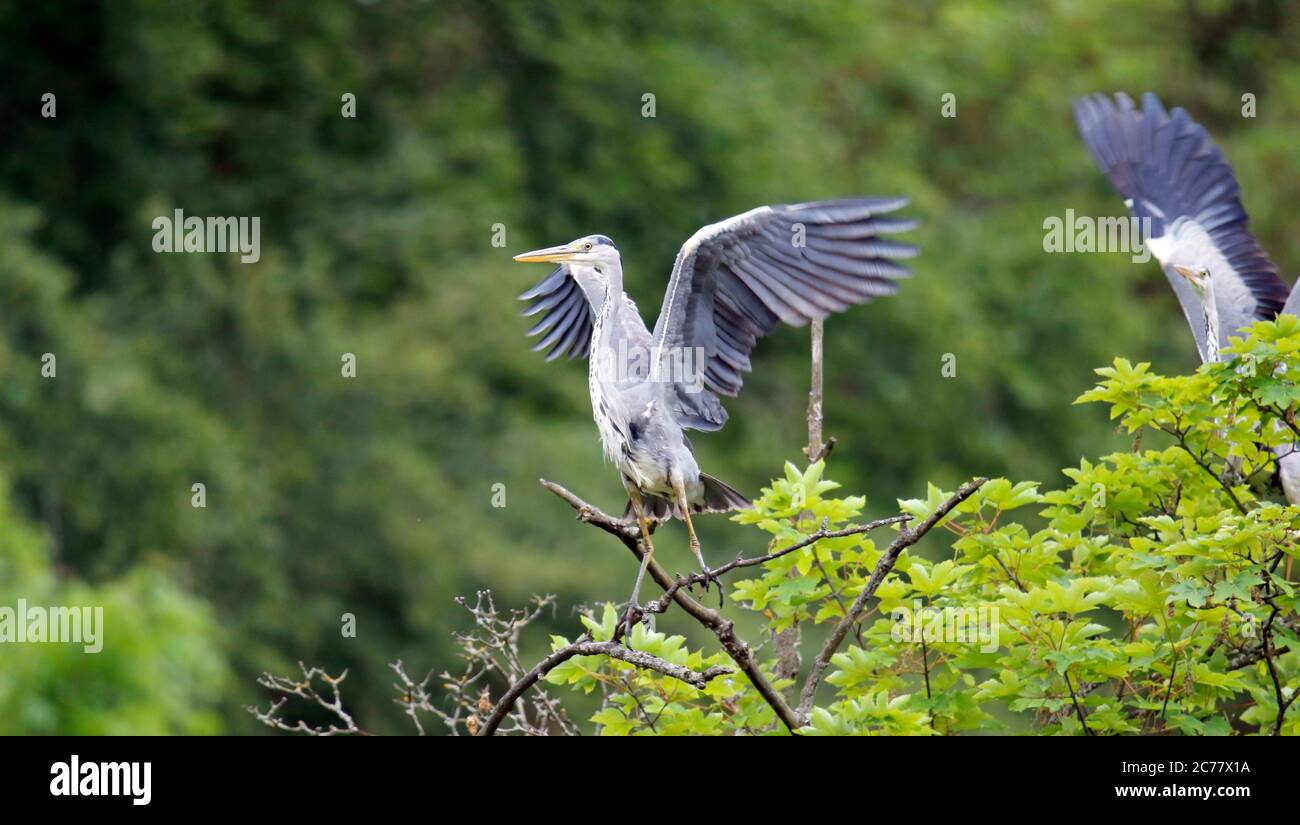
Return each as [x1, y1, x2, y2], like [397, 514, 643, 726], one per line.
[621, 475, 752, 524]
[624, 493, 676, 523]
[697, 473, 752, 514]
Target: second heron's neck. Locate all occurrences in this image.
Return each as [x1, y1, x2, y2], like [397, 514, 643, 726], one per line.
[1201, 290, 1221, 363]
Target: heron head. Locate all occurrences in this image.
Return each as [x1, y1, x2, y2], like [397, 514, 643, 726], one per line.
[513, 235, 621, 271]
[1174, 264, 1213, 300]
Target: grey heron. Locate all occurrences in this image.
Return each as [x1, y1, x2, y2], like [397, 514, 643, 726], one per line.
[1074, 92, 1300, 501]
[513, 199, 918, 634]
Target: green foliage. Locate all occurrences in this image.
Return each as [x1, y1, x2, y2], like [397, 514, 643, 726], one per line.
[0, 476, 228, 734]
[553, 323, 1300, 735]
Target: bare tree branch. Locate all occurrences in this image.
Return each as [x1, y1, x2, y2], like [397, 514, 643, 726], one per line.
[805, 317, 825, 463]
[390, 660, 437, 736]
[796, 477, 987, 722]
[476, 634, 731, 735]
[579, 641, 733, 686]
[776, 317, 829, 699]
[247, 663, 368, 736]
[251, 593, 581, 737]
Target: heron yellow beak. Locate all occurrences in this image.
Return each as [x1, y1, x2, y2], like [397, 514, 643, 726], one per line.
[1173, 265, 1196, 282]
[513, 243, 578, 263]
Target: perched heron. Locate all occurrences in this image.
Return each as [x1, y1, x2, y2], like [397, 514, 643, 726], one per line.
[1074, 92, 1300, 501]
[513, 199, 918, 632]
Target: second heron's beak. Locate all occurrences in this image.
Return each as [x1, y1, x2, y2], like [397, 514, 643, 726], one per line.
[1173, 265, 1196, 282]
[513, 243, 578, 263]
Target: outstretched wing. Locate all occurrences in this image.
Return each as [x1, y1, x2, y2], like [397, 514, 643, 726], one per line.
[651, 198, 918, 431]
[517, 264, 595, 362]
[1074, 92, 1289, 361]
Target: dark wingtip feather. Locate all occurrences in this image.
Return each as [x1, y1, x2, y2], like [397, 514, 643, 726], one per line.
[517, 265, 567, 301]
[517, 264, 595, 362]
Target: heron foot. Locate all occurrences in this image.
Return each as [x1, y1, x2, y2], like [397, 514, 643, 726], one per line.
[691, 566, 724, 606]
[621, 604, 637, 643]
[621, 602, 656, 643]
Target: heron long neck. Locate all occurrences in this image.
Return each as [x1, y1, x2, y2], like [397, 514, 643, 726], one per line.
[588, 257, 626, 464]
[1201, 288, 1221, 363]
[591, 258, 624, 356]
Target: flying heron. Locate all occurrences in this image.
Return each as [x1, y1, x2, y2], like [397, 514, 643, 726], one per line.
[1074, 92, 1300, 501]
[513, 199, 918, 634]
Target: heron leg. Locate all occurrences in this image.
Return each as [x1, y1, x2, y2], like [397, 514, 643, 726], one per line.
[673, 478, 721, 606]
[623, 488, 655, 642]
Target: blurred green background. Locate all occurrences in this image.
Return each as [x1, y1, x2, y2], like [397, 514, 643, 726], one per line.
[0, 0, 1298, 733]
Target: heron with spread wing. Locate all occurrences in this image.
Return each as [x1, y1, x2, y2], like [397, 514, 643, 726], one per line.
[513, 199, 918, 633]
[1074, 92, 1300, 501]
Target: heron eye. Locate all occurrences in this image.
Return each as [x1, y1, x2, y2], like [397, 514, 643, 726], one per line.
[584, 243, 592, 250]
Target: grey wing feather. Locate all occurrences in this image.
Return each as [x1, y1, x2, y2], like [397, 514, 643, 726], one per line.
[519, 263, 653, 366]
[519, 265, 594, 361]
[1073, 92, 1289, 360]
[652, 198, 918, 431]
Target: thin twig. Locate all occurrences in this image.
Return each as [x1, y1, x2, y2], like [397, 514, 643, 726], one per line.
[1261, 601, 1299, 735]
[680, 514, 912, 588]
[1160, 423, 1248, 515]
[1063, 670, 1094, 736]
[247, 663, 368, 736]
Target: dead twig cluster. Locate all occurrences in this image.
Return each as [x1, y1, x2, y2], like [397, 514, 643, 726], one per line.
[247, 663, 366, 736]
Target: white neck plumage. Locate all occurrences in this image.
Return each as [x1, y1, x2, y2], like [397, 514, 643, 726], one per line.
[586, 259, 625, 464]
[589, 258, 623, 358]
[1201, 288, 1220, 364]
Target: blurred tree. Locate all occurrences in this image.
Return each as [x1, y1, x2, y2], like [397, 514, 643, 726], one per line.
[0, 470, 227, 734]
